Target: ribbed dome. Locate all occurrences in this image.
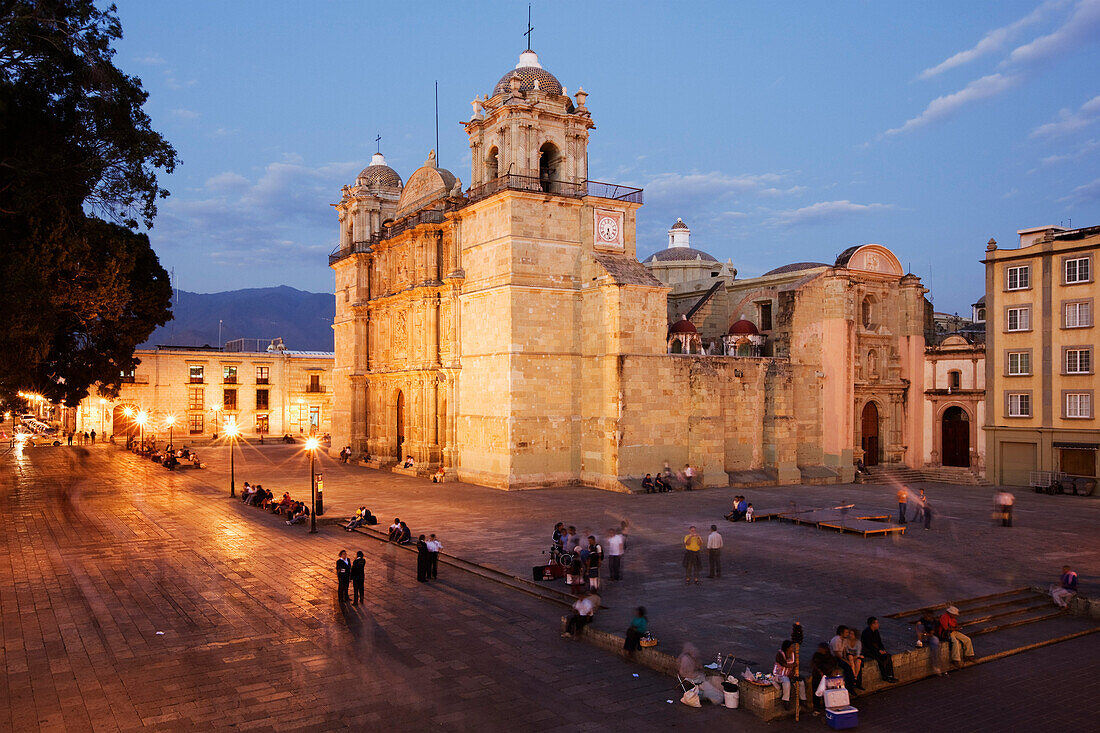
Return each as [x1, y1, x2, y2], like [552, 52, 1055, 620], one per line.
[669, 317, 698, 334]
[644, 247, 719, 264]
[762, 261, 829, 277]
[671, 218, 690, 230]
[729, 319, 759, 336]
[493, 50, 564, 96]
[357, 153, 403, 188]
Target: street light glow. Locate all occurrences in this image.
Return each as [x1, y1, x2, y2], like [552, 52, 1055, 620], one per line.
[123, 406, 134, 417]
[136, 410, 148, 426]
[305, 437, 320, 451]
[164, 415, 176, 427]
[224, 419, 240, 438]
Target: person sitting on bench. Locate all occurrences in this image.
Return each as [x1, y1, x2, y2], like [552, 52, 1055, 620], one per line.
[860, 617, 898, 683]
[654, 473, 671, 492]
[1052, 565, 1078, 608]
[642, 474, 655, 493]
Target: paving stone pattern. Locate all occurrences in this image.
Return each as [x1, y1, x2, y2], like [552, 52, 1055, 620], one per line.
[1, 443, 1096, 731]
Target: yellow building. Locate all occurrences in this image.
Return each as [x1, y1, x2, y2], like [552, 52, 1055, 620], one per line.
[983, 224, 1098, 485]
[74, 343, 333, 441]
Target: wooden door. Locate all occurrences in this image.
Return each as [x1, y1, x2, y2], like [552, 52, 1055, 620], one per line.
[941, 406, 970, 467]
[861, 402, 879, 466]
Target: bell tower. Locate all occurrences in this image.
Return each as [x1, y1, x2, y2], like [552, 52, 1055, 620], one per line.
[465, 50, 594, 190]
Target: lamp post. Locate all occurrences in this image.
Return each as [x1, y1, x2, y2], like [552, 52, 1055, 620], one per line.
[224, 418, 239, 497]
[99, 398, 107, 436]
[136, 410, 148, 451]
[305, 436, 319, 533]
[165, 415, 175, 450]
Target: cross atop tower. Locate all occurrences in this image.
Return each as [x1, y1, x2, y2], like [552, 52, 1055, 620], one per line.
[375, 134, 381, 154]
[524, 4, 534, 51]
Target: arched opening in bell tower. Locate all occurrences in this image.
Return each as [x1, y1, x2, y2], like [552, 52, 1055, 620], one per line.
[538, 141, 561, 192]
[486, 146, 499, 181]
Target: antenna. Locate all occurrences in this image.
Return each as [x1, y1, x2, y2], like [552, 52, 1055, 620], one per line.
[375, 134, 381, 154]
[434, 81, 440, 162]
[525, 3, 534, 50]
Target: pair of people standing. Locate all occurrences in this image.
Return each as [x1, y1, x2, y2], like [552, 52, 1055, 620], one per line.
[416, 534, 443, 582]
[336, 550, 367, 605]
[683, 525, 724, 583]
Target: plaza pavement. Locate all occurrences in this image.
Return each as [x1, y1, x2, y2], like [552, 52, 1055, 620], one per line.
[1, 443, 1096, 731]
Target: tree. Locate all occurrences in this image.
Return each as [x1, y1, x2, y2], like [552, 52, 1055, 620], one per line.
[0, 1, 178, 405]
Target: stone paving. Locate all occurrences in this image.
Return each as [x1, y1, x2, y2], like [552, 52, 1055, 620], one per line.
[1, 443, 1097, 731]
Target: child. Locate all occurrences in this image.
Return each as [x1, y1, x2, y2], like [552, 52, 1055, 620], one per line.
[746, 503, 755, 522]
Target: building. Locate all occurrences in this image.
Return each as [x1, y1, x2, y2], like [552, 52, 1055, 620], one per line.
[73, 342, 333, 441]
[923, 334, 986, 474]
[983, 224, 1099, 485]
[330, 47, 928, 490]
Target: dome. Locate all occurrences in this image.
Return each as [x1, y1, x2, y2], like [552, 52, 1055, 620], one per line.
[493, 50, 564, 96]
[357, 153, 403, 188]
[729, 319, 759, 336]
[762, 262, 830, 277]
[644, 247, 719, 264]
[671, 218, 690, 231]
[669, 316, 698, 334]
[395, 151, 458, 220]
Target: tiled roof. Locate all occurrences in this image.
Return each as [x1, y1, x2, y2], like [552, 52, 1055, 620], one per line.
[493, 67, 563, 96]
[762, 262, 830, 277]
[357, 164, 403, 188]
[643, 247, 719, 263]
[593, 253, 664, 287]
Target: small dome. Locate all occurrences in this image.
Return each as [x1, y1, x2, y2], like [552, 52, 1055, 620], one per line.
[729, 319, 759, 336]
[671, 218, 690, 231]
[357, 153, 403, 188]
[762, 262, 830, 277]
[493, 50, 564, 96]
[669, 316, 698, 334]
[644, 247, 719, 264]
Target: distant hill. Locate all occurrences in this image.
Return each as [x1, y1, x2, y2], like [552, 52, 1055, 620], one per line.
[141, 286, 335, 352]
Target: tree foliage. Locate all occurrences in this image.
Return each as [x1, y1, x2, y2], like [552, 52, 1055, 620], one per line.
[0, 1, 178, 406]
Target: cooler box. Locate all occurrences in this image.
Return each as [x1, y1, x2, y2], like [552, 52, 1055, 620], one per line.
[823, 687, 858, 729]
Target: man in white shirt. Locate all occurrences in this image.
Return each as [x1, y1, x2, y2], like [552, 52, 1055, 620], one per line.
[425, 534, 442, 579]
[562, 591, 600, 638]
[706, 525, 723, 579]
[606, 528, 625, 581]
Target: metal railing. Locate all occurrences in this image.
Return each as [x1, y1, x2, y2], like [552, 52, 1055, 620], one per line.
[585, 180, 644, 203]
[305, 385, 326, 393]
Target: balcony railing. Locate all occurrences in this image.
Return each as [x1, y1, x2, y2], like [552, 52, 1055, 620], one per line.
[305, 385, 326, 393]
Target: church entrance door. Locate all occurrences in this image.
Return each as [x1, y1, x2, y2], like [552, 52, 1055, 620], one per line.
[396, 391, 405, 455]
[861, 402, 880, 466]
[941, 406, 970, 467]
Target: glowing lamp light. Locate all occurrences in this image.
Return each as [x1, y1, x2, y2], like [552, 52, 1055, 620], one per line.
[135, 410, 148, 426]
[164, 415, 176, 427]
[305, 437, 320, 451]
[123, 406, 134, 417]
[224, 420, 240, 438]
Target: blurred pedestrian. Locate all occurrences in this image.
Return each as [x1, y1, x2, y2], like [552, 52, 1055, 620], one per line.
[994, 490, 1015, 527]
[896, 486, 908, 524]
[351, 551, 365, 605]
[607, 527, 624, 581]
[426, 533, 442, 579]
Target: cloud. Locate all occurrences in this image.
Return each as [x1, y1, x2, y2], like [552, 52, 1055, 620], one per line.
[1031, 95, 1100, 138]
[758, 185, 807, 197]
[204, 172, 251, 190]
[918, 0, 1068, 79]
[642, 171, 788, 202]
[1035, 138, 1100, 167]
[1004, 0, 1100, 67]
[1063, 176, 1100, 202]
[768, 200, 892, 227]
[135, 53, 167, 65]
[883, 73, 1021, 137]
[170, 108, 200, 120]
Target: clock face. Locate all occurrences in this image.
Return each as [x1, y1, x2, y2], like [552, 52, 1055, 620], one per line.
[598, 216, 619, 242]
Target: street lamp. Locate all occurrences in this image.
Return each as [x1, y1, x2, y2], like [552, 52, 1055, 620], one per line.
[99, 398, 107, 436]
[224, 418, 239, 497]
[305, 436, 319, 534]
[136, 410, 148, 451]
[165, 415, 175, 449]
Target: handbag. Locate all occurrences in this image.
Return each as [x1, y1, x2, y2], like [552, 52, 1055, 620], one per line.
[680, 686, 701, 707]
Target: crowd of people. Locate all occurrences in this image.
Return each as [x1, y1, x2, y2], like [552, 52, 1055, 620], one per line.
[131, 441, 204, 470]
[724, 496, 753, 522]
[551, 522, 628, 592]
[66, 429, 97, 446]
[640, 462, 697, 492]
[238, 482, 312, 525]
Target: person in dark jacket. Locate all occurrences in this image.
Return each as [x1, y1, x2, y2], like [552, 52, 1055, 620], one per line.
[811, 642, 838, 715]
[416, 535, 430, 582]
[860, 617, 899, 683]
[335, 550, 351, 602]
[351, 551, 366, 605]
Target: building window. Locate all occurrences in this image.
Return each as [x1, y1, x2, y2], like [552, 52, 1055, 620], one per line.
[976, 307, 986, 322]
[255, 414, 269, 434]
[188, 414, 204, 434]
[1066, 393, 1092, 419]
[256, 389, 269, 410]
[223, 388, 237, 410]
[1007, 351, 1031, 376]
[1066, 348, 1092, 374]
[1065, 301, 1092, 328]
[120, 368, 136, 383]
[223, 366, 237, 384]
[948, 370, 961, 390]
[759, 302, 773, 331]
[256, 366, 269, 385]
[308, 374, 322, 393]
[309, 406, 320, 432]
[1065, 257, 1090, 284]
[1006, 265, 1030, 290]
[1007, 393, 1031, 417]
[861, 296, 877, 330]
[1006, 306, 1030, 332]
[187, 387, 204, 411]
[189, 365, 204, 384]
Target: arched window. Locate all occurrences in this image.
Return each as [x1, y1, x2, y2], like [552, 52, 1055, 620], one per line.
[538, 141, 561, 192]
[948, 370, 961, 390]
[976, 307, 986, 322]
[486, 146, 499, 181]
[861, 295, 877, 330]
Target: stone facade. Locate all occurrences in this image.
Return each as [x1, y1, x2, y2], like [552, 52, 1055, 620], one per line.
[72, 345, 333, 441]
[923, 334, 986, 474]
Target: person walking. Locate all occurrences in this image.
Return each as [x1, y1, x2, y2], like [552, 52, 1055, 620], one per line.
[416, 535, 430, 582]
[995, 490, 1015, 527]
[896, 486, 908, 524]
[585, 535, 602, 591]
[335, 550, 351, 603]
[683, 463, 695, 491]
[683, 526, 703, 585]
[706, 524, 723, 579]
[90, 429, 96, 445]
[351, 551, 366, 606]
[922, 494, 933, 531]
[426, 534, 442, 579]
[607, 527, 624, 581]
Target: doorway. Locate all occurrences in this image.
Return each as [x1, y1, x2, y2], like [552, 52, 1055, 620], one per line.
[861, 401, 880, 466]
[941, 406, 970, 467]
[396, 390, 405, 454]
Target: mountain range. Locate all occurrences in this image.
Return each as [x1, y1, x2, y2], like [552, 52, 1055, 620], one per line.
[142, 286, 335, 352]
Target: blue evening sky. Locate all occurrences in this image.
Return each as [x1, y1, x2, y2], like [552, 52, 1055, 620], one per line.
[113, 0, 1100, 315]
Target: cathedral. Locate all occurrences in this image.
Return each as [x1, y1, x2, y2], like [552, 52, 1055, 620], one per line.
[330, 48, 930, 490]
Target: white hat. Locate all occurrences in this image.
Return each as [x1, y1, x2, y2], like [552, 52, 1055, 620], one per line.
[946, 606, 960, 615]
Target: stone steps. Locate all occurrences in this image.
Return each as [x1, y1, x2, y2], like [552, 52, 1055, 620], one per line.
[864, 463, 990, 486]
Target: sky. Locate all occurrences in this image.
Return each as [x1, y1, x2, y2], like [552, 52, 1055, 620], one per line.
[112, 0, 1100, 315]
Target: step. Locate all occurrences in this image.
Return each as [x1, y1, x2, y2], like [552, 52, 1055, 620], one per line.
[960, 601, 1058, 628]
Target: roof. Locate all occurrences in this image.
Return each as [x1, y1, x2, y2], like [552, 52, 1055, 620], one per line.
[593, 253, 664, 287]
[283, 351, 335, 358]
[493, 50, 563, 96]
[729, 319, 759, 336]
[671, 218, 690, 230]
[669, 317, 697, 334]
[973, 295, 985, 307]
[357, 153, 403, 188]
[643, 247, 719, 264]
[834, 245, 861, 267]
[762, 261, 830, 277]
